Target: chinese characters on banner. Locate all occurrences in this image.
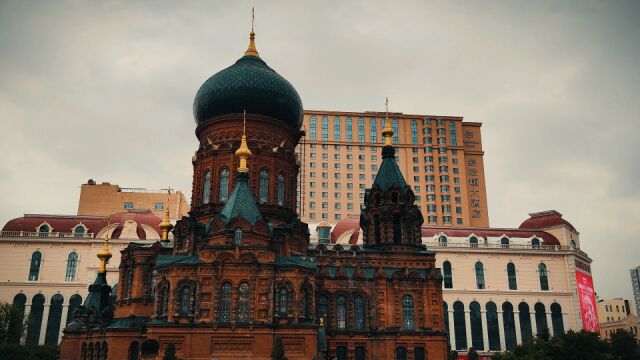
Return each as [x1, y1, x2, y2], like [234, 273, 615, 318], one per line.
[575, 271, 600, 332]
[467, 159, 481, 218]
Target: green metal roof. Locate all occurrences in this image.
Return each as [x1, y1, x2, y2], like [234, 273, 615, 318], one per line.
[372, 146, 407, 191]
[322, 265, 431, 280]
[276, 256, 318, 269]
[156, 254, 202, 267]
[220, 172, 262, 226]
[193, 55, 303, 128]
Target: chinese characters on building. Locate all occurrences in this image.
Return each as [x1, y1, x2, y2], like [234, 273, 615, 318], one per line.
[468, 159, 481, 218]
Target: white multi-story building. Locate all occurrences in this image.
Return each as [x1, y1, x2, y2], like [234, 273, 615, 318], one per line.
[329, 210, 596, 355]
[0, 210, 163, 345]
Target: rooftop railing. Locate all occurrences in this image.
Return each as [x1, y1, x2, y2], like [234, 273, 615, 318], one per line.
[424, 241, 571, 252]
[0, 231, 95, 239]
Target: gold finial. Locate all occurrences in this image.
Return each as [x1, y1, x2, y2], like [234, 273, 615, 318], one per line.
[244, 7, 260, 57]
[235, 110, 253, 172]
[319, 317, 324, 326]
[381, 97, 394, 146]
[97, 214, 113, 274]
[159, 188, 174, 241]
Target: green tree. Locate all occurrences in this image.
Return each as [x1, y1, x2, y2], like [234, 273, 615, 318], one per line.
[271, 336, 287, 360]
[609, 329, 640, 360]
[468, 347, 479, 360]
[163, 343, 178, 360]
[0, 302, 26, 344]
[447, 349, 458, 360]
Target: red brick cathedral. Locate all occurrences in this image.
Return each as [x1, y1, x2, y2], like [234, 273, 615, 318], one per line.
[59, 28, 447, 360]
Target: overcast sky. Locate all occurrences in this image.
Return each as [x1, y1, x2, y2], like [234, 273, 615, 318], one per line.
[1, 1, 639, 302]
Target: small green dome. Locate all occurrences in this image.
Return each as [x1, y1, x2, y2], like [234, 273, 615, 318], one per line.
[193, 53, 303, 129]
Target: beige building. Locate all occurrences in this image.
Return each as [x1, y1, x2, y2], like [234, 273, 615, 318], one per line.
[77, 179, 189, 221]
[0, 210, 163, 345]
[598, 298, 631, 323]
[297, 110, 489, 232]
[328, 210, 596, 355]
[600, 314, 640, 340]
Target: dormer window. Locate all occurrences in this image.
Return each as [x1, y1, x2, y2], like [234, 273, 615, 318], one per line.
[72, 224, 87, 238]
[439, 235, 447, 247]
[531, 238, 540, 248]
[500, 237, 510, 248]
[469, 236, 478, 248]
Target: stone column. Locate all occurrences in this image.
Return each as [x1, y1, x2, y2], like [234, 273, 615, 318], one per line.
[497, 311, 506, 351]
[448, 309, 455, 349]
[38, 304, 50, 345]
[530, 311, 538, 336]
[22, 304, 31, 345]
[465, 310, 473, 350]
[59, 304, 69, 341]
[481, 310, 489, 351]
[514, 310, 522, 345]
[546, 311, 554, 337]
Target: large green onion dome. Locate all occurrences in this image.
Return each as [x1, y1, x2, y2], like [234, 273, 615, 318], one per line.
[193, 32, 303, 130]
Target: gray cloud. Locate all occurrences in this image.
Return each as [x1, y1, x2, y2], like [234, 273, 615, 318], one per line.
[1, 0, 639, 303]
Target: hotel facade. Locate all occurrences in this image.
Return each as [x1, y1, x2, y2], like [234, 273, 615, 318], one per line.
[297, 110, 489, 235]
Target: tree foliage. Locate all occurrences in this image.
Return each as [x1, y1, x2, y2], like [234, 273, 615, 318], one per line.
[468, 347, 479, 360]
[491, 329, 640, 360]
[271, 336, 288, 360]
[163, 343, 178, 360]
[0, 301, 26, 344]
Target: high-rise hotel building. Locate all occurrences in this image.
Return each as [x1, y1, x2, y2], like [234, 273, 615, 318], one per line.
[296, 110, 489, 229]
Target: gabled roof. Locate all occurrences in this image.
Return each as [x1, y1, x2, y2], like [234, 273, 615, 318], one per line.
[372, 146, 407, 191]
[220, 172, 262, 226]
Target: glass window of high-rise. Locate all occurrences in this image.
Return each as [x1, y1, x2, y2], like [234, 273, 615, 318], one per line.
[411, 120, 418, 144]
[346, 117, 352, 141]
[334, 116, 341, 141]
[370, 118, 377, 143]
[309, 116, 317, 140]
[358, 117, 365, 142]
[321, 116, 329, 141]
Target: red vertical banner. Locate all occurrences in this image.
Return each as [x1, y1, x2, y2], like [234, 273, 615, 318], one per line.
[575, 271, 600, 332]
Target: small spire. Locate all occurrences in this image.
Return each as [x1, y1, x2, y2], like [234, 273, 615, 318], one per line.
[159, 188, 174, 241]
[244, 7, 260, 57]
[382, 97, 394, 146]
[235, 110, 253, 172]
[96, 214, 113, 274]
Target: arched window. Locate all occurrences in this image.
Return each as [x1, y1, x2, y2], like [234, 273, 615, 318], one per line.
[259, 169, 269, 204]
[101, 342, 108, 360]
[396, 347, 407, 360]
[551, 303, 564, 334]
[8, 293, 27, 344]
[453, 301, 467, 350]
[82, 343, 87, 360]
[202, 171, 211, 205]
[336, 295, 347, 329]
[469, 236, 478, 248]
[219, 168, 229, 203]
[415, 347, 425, 360]
[486, 301, 501, 351]
[531, 237, 540, 248]
[507, 262, 517, 290]
[157, 284, 169, 318]
[128, 341, 139, 360]
[470, 301, 484, 350]
[234, 228, 243, 246]
[180, 287, 190, 316]
[28, 251, 42, 281]
[502, 302, 517, 350]
[354, 295, 365, 329]
[26, 294, 45, 345]
[301, 287, 310, 318]
[44, 294, 64, 344]
[65, 252, 78, 282]
[125, 268, 134, 299]
[237, 282, 250, 323]
[89, 343, 94, 360]
[402, 295, 415, 330]
[67, 294, 82, 325]
[539, 263, 549, 290]
[38, 224, 50, 233]
[443, 302, 450, 347]
[355, 346, 366, 360]
[475, 261, 485, 289]
[393, 213, 402, 244]
[534, 302, 548, 336]
[74, 225, 85, 237]
[501, 236, 510, 248]
[277, 174, 285, 206]
[278, 288, 288, 317]
[373, 215, 381, 244]
[219, 282, 231, 323]
[95, 342, 101, 360]
[317, 295, 328, 326]
[519, 302, 533, 342]
[570, 239, 577, 248]
[439, 235, 448, 247]
[443, 261, 453, 288]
